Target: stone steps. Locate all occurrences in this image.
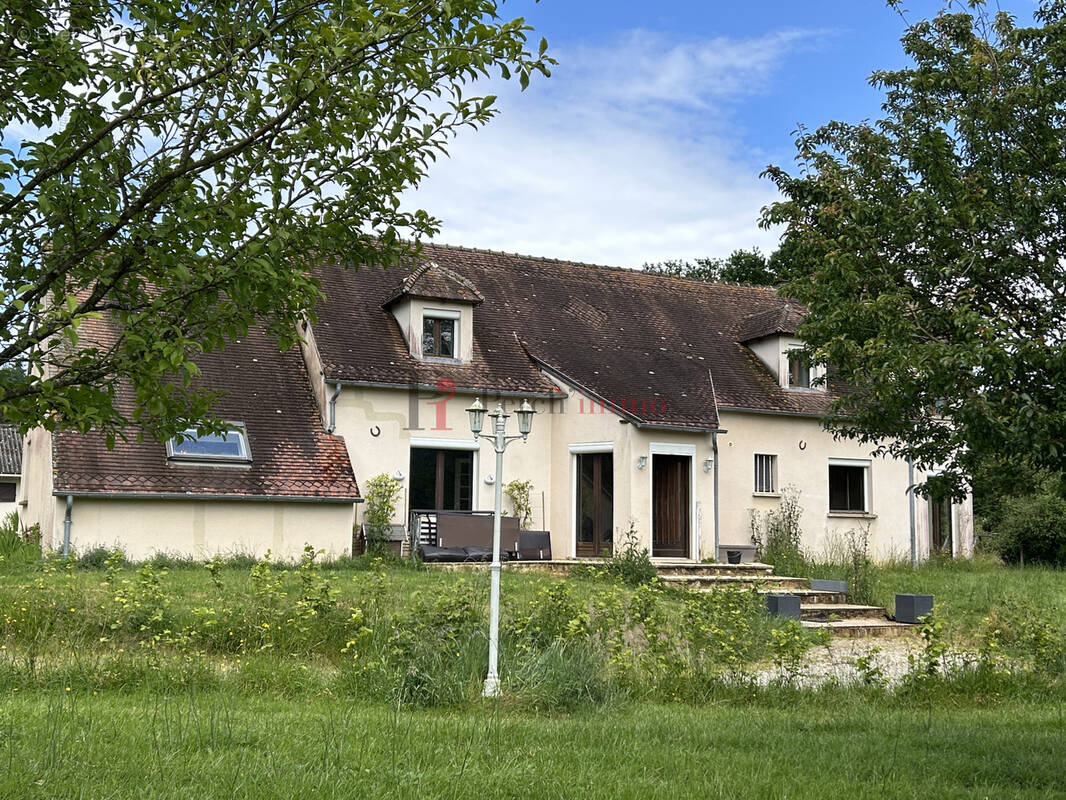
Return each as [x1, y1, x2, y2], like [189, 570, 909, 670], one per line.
[799, 603, 890, 621]
[801, 619, 917, 639]
[660, 574, 809, 590]
[652, 562, 774, 578]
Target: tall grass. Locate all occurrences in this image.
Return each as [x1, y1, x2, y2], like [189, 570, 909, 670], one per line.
[0, 548, 822, 710]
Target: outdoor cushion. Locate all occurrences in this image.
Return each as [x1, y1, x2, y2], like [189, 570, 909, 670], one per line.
[419, 545, 469, 563]
[462, 546, 510, 562]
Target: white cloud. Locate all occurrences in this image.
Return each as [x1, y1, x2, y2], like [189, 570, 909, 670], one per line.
[404, 28, 826, 268]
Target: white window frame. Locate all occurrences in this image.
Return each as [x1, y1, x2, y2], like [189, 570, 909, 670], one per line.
[166, 422, 251, 464]
[753, 453, 778, 495]
[421, 307, 461, 361]
[783, 344, 827, 392]
[827, 457, 872, 514]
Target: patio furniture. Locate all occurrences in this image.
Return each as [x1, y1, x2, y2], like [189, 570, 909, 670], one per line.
[517, 531, 552, 561]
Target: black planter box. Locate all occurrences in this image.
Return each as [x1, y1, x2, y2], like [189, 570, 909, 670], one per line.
[810, 579, 848, 594]
[766, 594, 801, 619]
[895, 593, 934, 624]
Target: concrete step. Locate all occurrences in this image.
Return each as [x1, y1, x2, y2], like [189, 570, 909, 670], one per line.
[802, 619, 918, 639]
[800, 603, 890, 621]
[661, 574, 810, 590]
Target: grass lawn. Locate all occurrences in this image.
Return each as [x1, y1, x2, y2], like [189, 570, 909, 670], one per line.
[871, 557, 1066, 638]
[3, 688, 1065, 799]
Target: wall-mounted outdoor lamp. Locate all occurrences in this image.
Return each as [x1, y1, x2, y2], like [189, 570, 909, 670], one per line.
[392, 470, 405, 482]
[703, 457, 714, 473]
[636, 455, 648, 470]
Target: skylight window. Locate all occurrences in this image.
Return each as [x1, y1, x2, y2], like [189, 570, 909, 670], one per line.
[167, 424, 250, 463]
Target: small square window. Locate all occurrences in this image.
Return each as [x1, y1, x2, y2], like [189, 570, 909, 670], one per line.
[754, 454, 777, 493]
[167, 424, 250, 463]
[422, 316, 456, 358]
[829, 463, 868, 512]
[0, 481, 15, 502]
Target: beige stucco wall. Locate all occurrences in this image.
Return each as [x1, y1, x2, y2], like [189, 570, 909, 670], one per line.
[20, 427, 55, 539]
[332, 383, 556, 532]
[330, 378, 974, 564]
[718, 410, 974, 561]
[50, 498, 354, 562]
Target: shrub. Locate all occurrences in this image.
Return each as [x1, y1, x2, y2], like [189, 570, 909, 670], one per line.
[994, 492, 1066, 566]
[602, 522, 657, 587]
[362, 473, 403, 556]
[76, 546, 117, 570]
[843, 525, 874, 605]
[749, 486, 806, 576]
[504, 479, 535, 529]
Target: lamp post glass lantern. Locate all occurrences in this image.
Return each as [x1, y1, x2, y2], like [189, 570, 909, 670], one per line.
[469, 398, 535, 697]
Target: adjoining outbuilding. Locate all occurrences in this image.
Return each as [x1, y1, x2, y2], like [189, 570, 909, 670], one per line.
[20, 325, 360, 561]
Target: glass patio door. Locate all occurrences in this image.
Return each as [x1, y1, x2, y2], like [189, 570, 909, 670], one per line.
[576, 452, 613, 557]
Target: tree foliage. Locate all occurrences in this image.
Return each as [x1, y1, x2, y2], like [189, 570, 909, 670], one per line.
[643, 240, 819, 287]
[0, 0, 550, 439]
[762, 2, 1066, 496]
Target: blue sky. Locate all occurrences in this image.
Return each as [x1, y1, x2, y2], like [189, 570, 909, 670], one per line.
[408, 0, 1040, 267]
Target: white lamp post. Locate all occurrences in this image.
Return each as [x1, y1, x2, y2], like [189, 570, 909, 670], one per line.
[466, 397, 535, 697]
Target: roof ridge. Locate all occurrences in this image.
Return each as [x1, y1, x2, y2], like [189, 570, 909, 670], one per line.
[420, 241, 783, 295]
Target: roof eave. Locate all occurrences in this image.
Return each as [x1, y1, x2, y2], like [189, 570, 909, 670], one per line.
[53, 490, 363, 503]
[320, 376, 562, 399]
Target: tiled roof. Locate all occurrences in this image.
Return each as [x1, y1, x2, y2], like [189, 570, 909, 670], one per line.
[0, 425, 21, 475]
[738, 304, 805, 342]
[312, 255, 563, 398]
[55, 325, 359, 500]
[311, 244, 837, 428]
[382, 261, 484, 307]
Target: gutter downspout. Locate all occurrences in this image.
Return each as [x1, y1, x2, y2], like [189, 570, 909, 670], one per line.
[710, 430, 727, 563]
[907, 459, 917, 569]
[327, 382, 343, 434]
[62, 494, 73, 557]
[712, 432, 720, 563]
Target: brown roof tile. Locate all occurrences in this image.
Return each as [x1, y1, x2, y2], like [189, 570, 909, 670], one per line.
[738, 304, 806, 342]
[55, 325, 359, 500]
[382, 261, 484, 307]
[0, 425, 20, 476]
[311, 244, 837, 427]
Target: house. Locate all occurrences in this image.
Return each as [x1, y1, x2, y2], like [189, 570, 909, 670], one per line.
[302, 244, 972, 562]
[19, 243, 973, 562]
[20, 325, 360, 561]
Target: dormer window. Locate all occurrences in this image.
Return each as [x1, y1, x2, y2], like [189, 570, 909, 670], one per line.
[422, 314, 457, 359]
[167, 423, 251, 464]
[382, 261, 481, 363]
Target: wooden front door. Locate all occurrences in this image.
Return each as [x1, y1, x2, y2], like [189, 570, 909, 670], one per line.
[576, 452, 613, 557]
[652, 454, 690, 558]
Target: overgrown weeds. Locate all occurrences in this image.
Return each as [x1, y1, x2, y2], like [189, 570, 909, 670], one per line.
[600, 522, 658, 587]
[749, 486, 806, 576]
